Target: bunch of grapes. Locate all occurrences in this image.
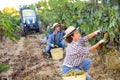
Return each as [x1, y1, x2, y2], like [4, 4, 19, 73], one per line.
[62, 69, 85, 77]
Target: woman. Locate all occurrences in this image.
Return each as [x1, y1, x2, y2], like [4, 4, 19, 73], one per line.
[62, 26, 106, 80]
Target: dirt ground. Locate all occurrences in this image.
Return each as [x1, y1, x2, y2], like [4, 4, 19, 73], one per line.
[0, 33, 120, 80]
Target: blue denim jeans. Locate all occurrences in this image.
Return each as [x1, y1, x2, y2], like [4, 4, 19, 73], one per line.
[45, 41, 65, 53]
[62, 58, 92, 80]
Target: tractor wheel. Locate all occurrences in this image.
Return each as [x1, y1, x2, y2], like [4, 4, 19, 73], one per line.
[20, 23, 27, 36]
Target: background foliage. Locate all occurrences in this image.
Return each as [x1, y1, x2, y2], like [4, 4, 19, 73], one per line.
[0, 0, 119, 43]
[36, 0, 120, 43]
[0, 7, 19, 42]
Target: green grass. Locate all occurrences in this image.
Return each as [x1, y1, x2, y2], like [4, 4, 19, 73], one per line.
[0, 63, 10, 73]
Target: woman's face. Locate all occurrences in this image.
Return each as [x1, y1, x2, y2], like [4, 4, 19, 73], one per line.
[71, 30, 81, 41]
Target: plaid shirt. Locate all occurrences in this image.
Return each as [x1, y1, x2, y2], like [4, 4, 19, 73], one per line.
[63, 36, 90, 68]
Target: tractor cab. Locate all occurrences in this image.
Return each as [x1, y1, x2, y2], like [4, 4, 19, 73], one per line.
[19, 7, 41, 36]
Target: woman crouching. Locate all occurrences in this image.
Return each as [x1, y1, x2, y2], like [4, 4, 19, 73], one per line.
[62, 26, 106, 80]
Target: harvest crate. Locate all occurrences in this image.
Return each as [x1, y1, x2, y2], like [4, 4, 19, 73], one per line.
[50, 48, 63, 60]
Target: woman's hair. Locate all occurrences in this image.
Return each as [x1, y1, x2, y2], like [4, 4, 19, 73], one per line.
[65, 34, 74, 43]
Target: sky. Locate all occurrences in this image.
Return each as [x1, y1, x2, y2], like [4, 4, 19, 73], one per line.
[0, 0, 40, 10]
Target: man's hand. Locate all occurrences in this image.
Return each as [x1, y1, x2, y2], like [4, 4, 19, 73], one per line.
[99, 39, 107, 44]
[51, 44, 54, 47]
[94, 30, 103, 35]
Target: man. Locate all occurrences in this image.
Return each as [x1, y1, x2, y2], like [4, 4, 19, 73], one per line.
[44, 23, 65, 58]
[41, 23, 53, 44]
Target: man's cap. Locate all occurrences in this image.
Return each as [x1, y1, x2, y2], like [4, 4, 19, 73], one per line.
[52, 23, 61, 29]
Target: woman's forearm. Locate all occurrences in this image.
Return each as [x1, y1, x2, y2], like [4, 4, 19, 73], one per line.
[87, 32, 96, 40]
[89, 42, 100, 52]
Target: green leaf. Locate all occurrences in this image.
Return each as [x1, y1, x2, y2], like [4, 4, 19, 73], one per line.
[0, 64, 10, 73]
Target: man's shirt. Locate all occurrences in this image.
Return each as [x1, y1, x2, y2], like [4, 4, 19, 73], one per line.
[48, 30, 65, 47]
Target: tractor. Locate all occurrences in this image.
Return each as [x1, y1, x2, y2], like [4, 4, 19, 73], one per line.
[19, 7, 41, 36]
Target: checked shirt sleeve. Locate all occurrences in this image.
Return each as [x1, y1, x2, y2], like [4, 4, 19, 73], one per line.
[67, 42, 90, 55]
[78, 36, 88, 45]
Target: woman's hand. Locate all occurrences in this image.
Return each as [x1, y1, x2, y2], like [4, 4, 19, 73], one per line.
[98, 39, 107, 44]
[90, 39, 107, 52]
[94, 30, 103, 35]
[87, 30, 103, 40]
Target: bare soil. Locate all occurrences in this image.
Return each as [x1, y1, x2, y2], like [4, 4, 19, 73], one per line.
[0, 33, 120, 80]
